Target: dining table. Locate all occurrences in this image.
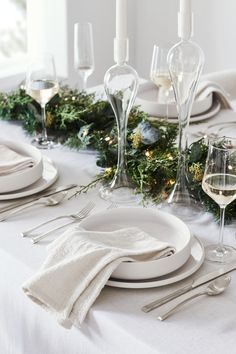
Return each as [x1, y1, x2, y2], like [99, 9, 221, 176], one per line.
[0, 84, 236, 354]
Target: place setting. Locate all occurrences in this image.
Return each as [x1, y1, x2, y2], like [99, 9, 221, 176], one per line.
[0, 136, 79, 220]
[135, 43, 232, 125]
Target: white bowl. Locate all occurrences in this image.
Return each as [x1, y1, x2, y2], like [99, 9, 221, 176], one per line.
[80, 207, 192, 280]
[0, 140, 43, 193]
[135, 81, 213, 118]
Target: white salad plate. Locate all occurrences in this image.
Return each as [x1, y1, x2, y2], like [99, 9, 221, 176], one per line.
[135, 81, 213, 118]
[80, 207, 192, 281]
[107, 236, 204, 289]
[0, 140, 43, 193]
[0, 156, 58, 200]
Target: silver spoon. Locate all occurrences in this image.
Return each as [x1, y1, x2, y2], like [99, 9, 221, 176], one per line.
[0, 191, 67, 221]
[158, 275, 231, 321]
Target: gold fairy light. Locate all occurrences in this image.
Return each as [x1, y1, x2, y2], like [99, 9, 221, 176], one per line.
[130, 130, 141, 149]
[104, 167, 113, 177]
[167, 153, 173, 160]
[189, 162, 203, 182]
[166, 179, 175, 187]
[145, 150, 154, 159]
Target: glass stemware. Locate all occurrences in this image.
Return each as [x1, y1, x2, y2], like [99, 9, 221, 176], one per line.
[202, 137, 236, 263]
[150, 45, 172, 120]
[99, 63, 139, 204]
[167, 39, 204, 216]
[74, 22, 95, 91]
[26, 53, 59, 149]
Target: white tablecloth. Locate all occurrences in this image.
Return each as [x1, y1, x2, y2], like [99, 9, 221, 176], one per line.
[0, 106, 236, 354]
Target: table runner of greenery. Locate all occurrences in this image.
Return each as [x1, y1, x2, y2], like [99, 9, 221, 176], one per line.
[0, 86, 234, 221]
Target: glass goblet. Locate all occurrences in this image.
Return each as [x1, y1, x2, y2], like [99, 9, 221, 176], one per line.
[99, 63, 139, 204]
[166, 39, 204, 220]
[26, 53, 59, 149]
[202, 137, 236, 263]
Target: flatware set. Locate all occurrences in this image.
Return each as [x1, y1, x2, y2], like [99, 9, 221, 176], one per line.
[142, 261, 236, 313]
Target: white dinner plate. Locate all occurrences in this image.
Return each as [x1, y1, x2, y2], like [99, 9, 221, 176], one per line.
[80, 207, 192, 280]
[107, 236, 204, 289]
[0, 156, 58, 200]
[136, 81, 213, 118]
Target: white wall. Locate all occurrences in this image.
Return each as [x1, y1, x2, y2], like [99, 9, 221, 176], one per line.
[134, 0, 236, 80]
[3, 0, 236, 90]
[65, 0, 136, 88]
[63, 0, 236, 87]
[194, 0, 236, 73]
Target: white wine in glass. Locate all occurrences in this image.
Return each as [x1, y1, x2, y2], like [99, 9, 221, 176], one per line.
[26, 53, 59, 149]
[150, 45, 172, 119]
[74, 22, 95, 91]
[202, 137, 236, 263]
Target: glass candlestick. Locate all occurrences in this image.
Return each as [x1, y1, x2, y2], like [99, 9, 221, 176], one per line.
[99, 62, 139, 204]
[167, 39, 204, 215]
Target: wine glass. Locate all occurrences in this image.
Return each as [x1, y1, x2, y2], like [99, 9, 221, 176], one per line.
[150, 45, 172, 120]
[26, 53, 59, 149]
[74, 22, 95, 91]
[202, 137, 236, 263]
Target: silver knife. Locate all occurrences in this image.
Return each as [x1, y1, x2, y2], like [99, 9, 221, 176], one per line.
[0, 184, 77, 214]
[142, 261, 236, 313]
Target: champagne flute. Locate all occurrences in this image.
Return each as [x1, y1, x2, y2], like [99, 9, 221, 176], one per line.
[202, 137, 236, 263]
[74, 22, 95, 91]
[150, 45, 172, 120]
[26, 53, 59, 149]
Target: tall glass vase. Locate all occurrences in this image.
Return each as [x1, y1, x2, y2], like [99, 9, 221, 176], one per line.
[167, 39, 204, 217]
[99, 63, 139, 204]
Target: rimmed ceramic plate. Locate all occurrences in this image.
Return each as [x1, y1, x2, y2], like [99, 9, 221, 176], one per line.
[135, 81, 213, 118]
[80, 207, 192, 280]
[0, 139, 43, 193]
[107, 236, 204, 289]
[0, 156, 58, 200]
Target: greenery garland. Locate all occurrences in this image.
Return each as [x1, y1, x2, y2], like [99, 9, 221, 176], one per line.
[0, 86, 235, 221]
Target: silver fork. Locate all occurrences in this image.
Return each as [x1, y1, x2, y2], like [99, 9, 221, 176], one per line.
[23, 202, 95, 244]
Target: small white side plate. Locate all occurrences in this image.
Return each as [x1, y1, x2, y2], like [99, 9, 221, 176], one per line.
[106, 236, 204, 289]
[0, 140, 43, 193]
[0, 156, 58, 200]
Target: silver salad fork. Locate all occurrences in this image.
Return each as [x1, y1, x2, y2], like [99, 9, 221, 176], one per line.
[21, 201, 95, 244]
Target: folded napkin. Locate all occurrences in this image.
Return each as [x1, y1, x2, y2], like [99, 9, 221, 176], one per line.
[196, 80, 233, 109]
[201, 70, 236, 100]
[22, 226, 175, 329]
[0, 145, 34, 176]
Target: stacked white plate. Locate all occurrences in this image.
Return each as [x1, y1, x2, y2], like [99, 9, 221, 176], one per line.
[0, 140, 58, 200]
[135, 82, 220, 124]
[80, 207, 205, 289]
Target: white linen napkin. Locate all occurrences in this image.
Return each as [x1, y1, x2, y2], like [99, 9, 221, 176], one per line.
[196, 80, 233, 109]
[0, 145, 34, 176]
[22, 226, 175, 329]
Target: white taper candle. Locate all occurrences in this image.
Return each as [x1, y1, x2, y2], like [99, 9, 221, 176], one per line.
[178, 0, 193, 40]
[116, 0, 127, 40]
[180, 0, 191, 14]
